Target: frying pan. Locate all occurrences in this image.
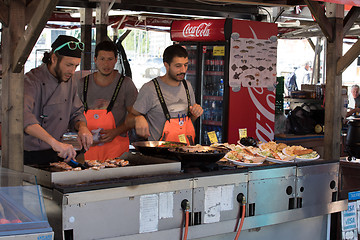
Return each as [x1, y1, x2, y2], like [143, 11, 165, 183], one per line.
[132, 141, 187, 156]
[168, 146, 229, 165]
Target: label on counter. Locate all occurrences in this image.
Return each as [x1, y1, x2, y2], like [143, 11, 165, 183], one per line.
[178, 134, 187, 144]
[342, 201, 357, 231]
[208, 131, 218, 144]
[204, 186, 221, 223]
[221, 185, 234, 211]
[159, 192, 174, 219]
[239, 128, 247, 139]
[139, 194, 159, 233]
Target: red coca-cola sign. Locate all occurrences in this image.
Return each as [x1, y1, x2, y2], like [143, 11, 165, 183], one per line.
[171, 19, 226, 42]
[228, 87, 275, 143]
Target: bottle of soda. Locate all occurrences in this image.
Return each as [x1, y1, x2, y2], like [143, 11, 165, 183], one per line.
[219, 79, 224, 97]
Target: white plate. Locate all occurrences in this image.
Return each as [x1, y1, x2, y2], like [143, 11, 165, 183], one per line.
[257, 152, 295, 163]
[225, 156, 265, 167]
[282, 148, 320, 161]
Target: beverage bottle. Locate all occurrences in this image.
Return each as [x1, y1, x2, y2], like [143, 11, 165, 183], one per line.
[219, 79, 224, 96]
[205, 50, 210, 72]
[219, 58, 224, 72]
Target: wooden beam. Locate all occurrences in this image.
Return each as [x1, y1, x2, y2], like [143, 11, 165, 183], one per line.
[337, 39, 360, 75]
[305, 0, 333, 41]
[343, 6, 360, 36]
[2, 0, 26, 171]
[307, 38, 316, 51]
[25, 0, 41, 24]
[0, 0, 9, 26]
[12, 0, 58, 73]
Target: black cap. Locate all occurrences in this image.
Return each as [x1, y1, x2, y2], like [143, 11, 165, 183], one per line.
[51, 35, 82, 58]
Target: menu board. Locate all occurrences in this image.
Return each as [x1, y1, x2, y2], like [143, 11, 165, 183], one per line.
[229, 36, 277, 88]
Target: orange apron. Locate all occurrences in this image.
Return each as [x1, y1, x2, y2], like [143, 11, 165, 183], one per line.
[83, 75, 128, 161]
[153, 78, 195, 145]
[84, 110, 128, 161]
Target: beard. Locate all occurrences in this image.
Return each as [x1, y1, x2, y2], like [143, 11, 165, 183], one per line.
[54, 61, 71, 83]
[169, 70, 185, 82]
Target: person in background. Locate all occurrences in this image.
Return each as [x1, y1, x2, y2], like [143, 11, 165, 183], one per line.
[77, 41, 138, 161]
[24, 35, 93, 165]
[295, 62, 312, 90]
[126, 44, 203, 145]
[346, 84, 360, 117]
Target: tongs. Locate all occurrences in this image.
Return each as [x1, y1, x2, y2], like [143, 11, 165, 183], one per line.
[65, 148, 88, 169]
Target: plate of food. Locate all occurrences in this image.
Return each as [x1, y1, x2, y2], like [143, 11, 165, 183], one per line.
[282, 145, 320, 161]
[257, 150, 296, 163]
[224, 147, 265, 166]
[258, 141, 294, 163]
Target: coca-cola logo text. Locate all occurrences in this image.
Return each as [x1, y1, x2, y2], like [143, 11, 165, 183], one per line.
[247, 87, 275, 142]
[183, 23, 212, 38]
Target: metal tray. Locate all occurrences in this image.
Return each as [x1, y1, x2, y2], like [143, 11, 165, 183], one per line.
[132, 141, 187, 156]
[168, 146, 229, 166]
[24, 152, 181, 187]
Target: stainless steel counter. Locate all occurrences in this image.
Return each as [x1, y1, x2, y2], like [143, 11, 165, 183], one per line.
[36, 159, 346, 240]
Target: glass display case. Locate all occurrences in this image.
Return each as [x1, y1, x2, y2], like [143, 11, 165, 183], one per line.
[0, 168, 53, 239]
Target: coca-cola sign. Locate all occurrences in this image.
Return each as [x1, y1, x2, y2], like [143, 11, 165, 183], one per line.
[228, 87, 275, 144]
[171, 19, 226, 42]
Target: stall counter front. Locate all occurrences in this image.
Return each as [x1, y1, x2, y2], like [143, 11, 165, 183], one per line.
[25, 155, 347, 240]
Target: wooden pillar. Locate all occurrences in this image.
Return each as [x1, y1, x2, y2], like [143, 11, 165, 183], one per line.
[95, 2, 109, 44]
[1, 0, 25, 171]
[80, 8, 93, 71]
[324, 4, 344, 160]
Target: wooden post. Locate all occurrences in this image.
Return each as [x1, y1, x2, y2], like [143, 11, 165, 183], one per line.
[95, 2, 109, 44]
[1, 0, 25, 171]
[80, 8, 93, 71]
[324, 3, 344, 160]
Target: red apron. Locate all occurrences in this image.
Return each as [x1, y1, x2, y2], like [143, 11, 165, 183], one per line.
[160, 115, 195, 145]
[83, 74, 127, 161]
[153, 78, 195, 145]
[84, 109, 129, 161]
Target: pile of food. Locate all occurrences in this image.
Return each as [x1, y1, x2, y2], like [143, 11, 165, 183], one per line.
[50, 158, 129, 171]
[216, 141, 319, 166]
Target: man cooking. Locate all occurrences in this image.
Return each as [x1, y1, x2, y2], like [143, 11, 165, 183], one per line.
[126, 44, 203, 144]
[77, 40, 138, 161]
[24, 35, 93, 165]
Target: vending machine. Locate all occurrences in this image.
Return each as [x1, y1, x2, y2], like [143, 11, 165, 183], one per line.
[171, 18, 278, 144]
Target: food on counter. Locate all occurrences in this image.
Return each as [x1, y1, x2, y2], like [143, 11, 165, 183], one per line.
[259, 141, 287, 152]
[283, 146, 319, 159]
[225, 146, 264, 164]
[49, 158, 129, 171]
[50, 162, 73, 171]
[158, 142, 185, 148]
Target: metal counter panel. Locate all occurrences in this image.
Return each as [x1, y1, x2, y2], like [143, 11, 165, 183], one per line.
[248, 166, 296, 215]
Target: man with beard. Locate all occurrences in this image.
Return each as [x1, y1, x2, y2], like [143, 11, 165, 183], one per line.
[126, 44, 203, 144]
[24, 35, 93, 165]
[77, 41, 138, 161]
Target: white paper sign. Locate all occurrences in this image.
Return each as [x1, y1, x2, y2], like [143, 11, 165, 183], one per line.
[221, 185, 234, 211]
[159, 192, 174, 219]
[204, 186, 221, 223]
[139, 194, 159, 233]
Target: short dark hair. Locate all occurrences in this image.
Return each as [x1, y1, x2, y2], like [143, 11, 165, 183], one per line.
[95, 41, 118, 58]
[163, 44, 188, 65]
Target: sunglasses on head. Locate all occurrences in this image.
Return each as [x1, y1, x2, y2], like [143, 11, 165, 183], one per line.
[53, 41, 85, 53]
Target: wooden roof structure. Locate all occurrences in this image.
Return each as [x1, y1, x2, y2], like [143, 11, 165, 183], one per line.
[0, 0, 360, 171]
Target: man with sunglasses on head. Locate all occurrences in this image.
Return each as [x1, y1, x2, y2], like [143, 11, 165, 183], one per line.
[24, 35, 93, 165]
[77, 40, 138, 161]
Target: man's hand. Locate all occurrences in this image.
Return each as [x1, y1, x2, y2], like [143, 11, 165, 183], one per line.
[52, 141, 76, 162]
[99, 128, 120, 143]
[135, 115, 150, 138]
[77, 125, 93, 151]
[189, 104, 203, 120]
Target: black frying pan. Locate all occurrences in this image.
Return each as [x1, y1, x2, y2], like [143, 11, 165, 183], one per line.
[132, 141, 187, 156]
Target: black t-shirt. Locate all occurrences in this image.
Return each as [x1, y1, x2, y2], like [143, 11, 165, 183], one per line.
[355, 95, 360, 108]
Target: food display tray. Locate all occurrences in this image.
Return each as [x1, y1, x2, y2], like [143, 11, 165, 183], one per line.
[24, 152, 181, 187]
